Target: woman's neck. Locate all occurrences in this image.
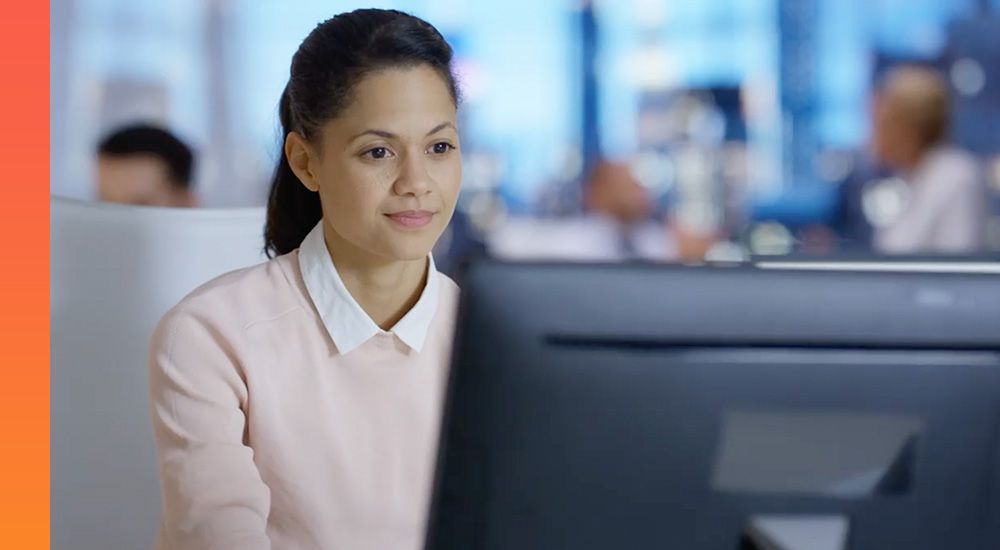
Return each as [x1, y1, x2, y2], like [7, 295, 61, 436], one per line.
[322, 224, 428, 331]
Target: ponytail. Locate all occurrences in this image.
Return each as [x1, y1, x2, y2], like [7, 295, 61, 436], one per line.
[263, 87, 322, 258]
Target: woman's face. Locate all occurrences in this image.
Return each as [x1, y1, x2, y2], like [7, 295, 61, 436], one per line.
[287, 65, 461, 263]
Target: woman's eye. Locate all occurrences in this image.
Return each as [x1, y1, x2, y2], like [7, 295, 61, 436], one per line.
[364, 147, 392, 160]
[430, 142, 454, 155]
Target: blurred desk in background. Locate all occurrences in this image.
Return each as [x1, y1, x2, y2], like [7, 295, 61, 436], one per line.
[487, 215, 677, 262]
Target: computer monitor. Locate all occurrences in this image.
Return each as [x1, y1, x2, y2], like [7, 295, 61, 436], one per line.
[750, 251, 1000, 267]
[424, 262, 1000, 550]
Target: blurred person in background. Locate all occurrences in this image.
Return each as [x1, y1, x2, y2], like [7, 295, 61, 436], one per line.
[871, 65, 986, 254]
[584, 159, 655, 257]
[96, 123, 196, 207]
[148, 9, 462, 550]
[585, 159, 652, 227]
[582, 158, 719, 262]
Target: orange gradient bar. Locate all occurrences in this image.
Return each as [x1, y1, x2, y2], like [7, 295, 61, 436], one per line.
[0, 1, 50, 548]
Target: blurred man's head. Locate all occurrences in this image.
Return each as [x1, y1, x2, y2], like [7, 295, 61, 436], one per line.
[871, 66, 951, 173]
[96, 124, 195, 207]
[584, 160, 651, 225]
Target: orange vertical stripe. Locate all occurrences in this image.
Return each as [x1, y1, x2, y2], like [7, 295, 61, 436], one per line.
[0, 2, 51, 549]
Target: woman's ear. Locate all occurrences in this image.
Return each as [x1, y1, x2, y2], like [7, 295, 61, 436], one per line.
[285, 132, 320, 192]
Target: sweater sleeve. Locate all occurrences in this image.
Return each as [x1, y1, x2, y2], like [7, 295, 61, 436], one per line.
[148, 308, 272, 550]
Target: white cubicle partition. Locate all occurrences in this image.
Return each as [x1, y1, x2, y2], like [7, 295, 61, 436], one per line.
[51, 196, 267, 550]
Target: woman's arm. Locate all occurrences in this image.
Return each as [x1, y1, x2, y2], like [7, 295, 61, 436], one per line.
[148, 309, 271, 550]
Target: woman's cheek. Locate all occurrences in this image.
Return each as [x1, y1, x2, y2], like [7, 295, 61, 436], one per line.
[435, 161, 461, 196]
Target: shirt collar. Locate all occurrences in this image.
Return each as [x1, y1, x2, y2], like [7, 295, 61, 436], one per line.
[297, 220, 440, 355]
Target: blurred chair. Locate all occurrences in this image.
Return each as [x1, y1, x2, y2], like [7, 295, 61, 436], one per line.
[51, 196, 267, 550]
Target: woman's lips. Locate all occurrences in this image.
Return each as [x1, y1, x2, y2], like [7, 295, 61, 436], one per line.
[385, 210, 435, 229]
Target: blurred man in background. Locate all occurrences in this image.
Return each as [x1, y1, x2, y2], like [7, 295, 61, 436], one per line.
[585, 160, 652, 227]
[871, 65, 985, 254]
[584, 159, 654, 257]
[95, 124, 196, 207]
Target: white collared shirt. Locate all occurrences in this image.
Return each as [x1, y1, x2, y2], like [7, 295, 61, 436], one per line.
[875, 146, 986, 254]
[149, 220, 460, 550]
[297, 220, 441, 354]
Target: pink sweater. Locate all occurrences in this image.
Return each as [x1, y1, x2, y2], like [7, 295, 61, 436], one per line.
[148, 222, 459, 550]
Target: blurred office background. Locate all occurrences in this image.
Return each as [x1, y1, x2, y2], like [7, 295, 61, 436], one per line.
[49, 3, 1000, 548]
[51, 0, 1000, 268]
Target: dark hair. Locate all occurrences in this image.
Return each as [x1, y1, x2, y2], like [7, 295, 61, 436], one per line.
[97, 123, 194, 188]
[264, 9, 460, 258]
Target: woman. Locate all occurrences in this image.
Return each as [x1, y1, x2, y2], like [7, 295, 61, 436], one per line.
[148, 9, 462, 550]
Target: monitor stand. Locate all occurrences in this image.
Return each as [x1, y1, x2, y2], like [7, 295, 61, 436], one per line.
[740, 515, 850, 550]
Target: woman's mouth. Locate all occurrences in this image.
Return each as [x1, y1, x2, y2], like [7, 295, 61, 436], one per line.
[385, 210, 435, 229]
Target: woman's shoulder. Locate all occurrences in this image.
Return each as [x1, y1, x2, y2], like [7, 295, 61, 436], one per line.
[433, 270, 461, 331]
[156, 252, 303, 335]
[436, 270, 461, 312]
[437, 270, 460, 296]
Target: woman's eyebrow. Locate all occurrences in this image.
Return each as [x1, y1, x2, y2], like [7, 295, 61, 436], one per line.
[350, 129, 397, 141]
[349, 121, 456, 142]
[425, 121, 457, 136]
